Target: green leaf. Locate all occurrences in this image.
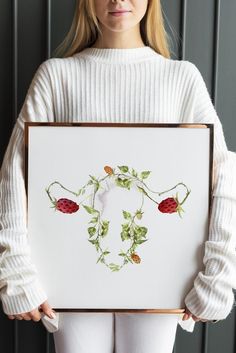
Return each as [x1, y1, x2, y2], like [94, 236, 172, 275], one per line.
[122, 210, 131, 219]
[116, 178, 132, 190]
[136, 210, 143, 220]
[118, 165, 129, 173]
[109, 263, 120, 271]
[82, 204, 98, 214]
[89, 216, 98, 224]
[134, 226, 148, 238]
[102, 220, 109, 227]
[135, 239, 148, 245]
[123, 179, 132, 189]
[131, 168, 138, 177]
[94, 182, 100, 191]
[115, 178, 124, 187]
[103, 251, 110, 256]
[133, 226, 141, 235]
[121, 223, 130, 231]
[89, 175, 98, 182]
[118, 252, 126, 257]
[88, 239, 98, 245]
[137, 186, 148, 195]
[140, 171, 151, 179]
[101, 220, 109, 237]
[121, 231, 130, 241]
[139, 226, 148, 237]
[130, 244, 138, 252]
[101, 228, 108, 237]
[87, 227, 96, 237]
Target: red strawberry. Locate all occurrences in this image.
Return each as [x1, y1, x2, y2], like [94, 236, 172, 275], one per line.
[158, 194, 184, 218]
[52, 198, 80, 214]
[158, 197, 177, 213]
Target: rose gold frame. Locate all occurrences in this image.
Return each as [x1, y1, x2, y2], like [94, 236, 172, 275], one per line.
[24, 122, 214, 314]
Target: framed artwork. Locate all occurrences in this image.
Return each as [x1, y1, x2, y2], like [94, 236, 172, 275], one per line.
[24, 122, 213, 314]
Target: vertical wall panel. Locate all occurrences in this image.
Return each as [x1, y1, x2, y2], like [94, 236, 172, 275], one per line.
[0, 1, 235, 352]
[179, 0, 187, 60]
[176, 324, 203, 353]
[161, 0, 182, 60]
[51, 0, 76, 56]
[0, 0, 13, 167]
[208, 312, 235, 353]
[218, 1, 236, 151]
[18, 322, 47, 353]
[18, 0, 46, 112]
[0, 309, 14, 353]
[212, 0, 221, 106]
[46, 0, 52, 59]
[185, 0, 216, 95]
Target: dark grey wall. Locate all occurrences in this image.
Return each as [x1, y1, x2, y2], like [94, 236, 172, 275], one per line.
[0, 1, 235, 352]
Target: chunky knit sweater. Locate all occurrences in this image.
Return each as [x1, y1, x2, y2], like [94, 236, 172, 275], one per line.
[0, 45, 236, 333]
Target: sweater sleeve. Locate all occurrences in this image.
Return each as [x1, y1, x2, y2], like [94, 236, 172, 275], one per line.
[0, 60, 54, 315]
[183, 62, 236, 321]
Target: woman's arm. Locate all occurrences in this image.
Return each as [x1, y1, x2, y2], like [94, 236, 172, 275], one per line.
[183, 62, 236, 321]
[0, 60, 55, 316]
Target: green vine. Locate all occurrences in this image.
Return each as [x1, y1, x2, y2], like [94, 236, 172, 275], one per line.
[45, 165, 191, 272]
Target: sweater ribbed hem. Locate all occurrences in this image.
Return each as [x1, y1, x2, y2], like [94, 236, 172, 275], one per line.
[74, 45, 161, 64]
[184, 286, 235, 320]
[0, 277, 48, 315]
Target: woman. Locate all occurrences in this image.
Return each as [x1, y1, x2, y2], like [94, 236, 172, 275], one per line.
[1, 0, 236, 352]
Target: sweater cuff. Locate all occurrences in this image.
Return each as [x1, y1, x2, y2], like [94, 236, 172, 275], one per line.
[184, 284, 235, 321]
[0, 277, 48, 315]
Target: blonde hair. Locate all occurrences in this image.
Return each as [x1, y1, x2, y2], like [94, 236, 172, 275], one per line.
[53, 0, 171, 59]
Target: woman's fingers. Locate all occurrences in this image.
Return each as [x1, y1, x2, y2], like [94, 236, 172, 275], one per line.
[21, 313, 32, 320]
[182, 312, 190, 320]
[28, 308, 42, 321]
[15, 315, 23, 320]
[182, 306, 208, 322]
[6, 300, 56, 322]
[7, 312, 37, 321]
[40, 300, 56, 319]
[7, 315, 16, 320]
[182, 307, 192, 320]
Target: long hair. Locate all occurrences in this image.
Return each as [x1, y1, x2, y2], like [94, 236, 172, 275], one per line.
[53, 0, 171, 58]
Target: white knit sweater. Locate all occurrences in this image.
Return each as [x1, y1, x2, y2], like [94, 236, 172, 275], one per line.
[0, 46, 236, 333]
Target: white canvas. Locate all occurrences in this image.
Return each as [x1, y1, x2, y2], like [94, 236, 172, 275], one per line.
[25, 123, 212, 312]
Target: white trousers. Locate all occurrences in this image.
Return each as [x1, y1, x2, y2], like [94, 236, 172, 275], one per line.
[53, 312, 180, 353]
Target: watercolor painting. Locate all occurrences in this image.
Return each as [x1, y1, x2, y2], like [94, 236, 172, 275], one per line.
[25, 123, 212, 311]
[45, 165, 191, 272]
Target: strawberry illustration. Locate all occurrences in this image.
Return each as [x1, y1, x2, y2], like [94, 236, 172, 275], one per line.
[158, 193, 185, 218]
[52, 198, 80, 214]
[131, 253, 141, 264]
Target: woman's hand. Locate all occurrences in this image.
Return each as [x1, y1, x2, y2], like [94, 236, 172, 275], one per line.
[7, 300, 56, 322]
[182, 305, 209, 322]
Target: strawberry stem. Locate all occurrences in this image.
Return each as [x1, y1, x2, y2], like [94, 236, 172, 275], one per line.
[179, 188, 191, 205]
[158, 182, 190, 197]
[47, 181, 79, 197]
[45, 187, 54, 203]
